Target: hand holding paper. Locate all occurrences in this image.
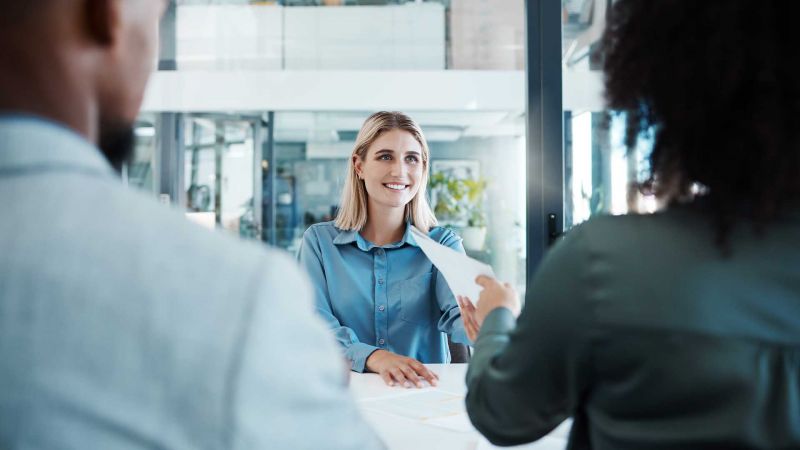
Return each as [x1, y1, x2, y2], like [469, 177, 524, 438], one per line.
[472, 275, 521, 321]
[410, 226, 495, 305]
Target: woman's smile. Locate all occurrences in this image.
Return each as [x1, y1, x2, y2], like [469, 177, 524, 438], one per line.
[383, 183, 409, 191]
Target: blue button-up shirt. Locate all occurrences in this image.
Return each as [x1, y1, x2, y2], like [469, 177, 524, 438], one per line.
[299, 221, 471, 372]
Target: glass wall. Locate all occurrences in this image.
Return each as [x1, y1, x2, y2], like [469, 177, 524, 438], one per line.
[128, 114, 158, 193]
[271, 111, 527, 288]
[561, 0, 655, 230]
[183, 115, 262, 237]
[135, 0, 528, 293]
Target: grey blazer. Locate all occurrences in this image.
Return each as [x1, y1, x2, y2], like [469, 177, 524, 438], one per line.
[0, 117, 384, 450]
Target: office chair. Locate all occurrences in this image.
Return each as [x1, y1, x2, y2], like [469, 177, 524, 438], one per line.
[448, 336, 470, 363]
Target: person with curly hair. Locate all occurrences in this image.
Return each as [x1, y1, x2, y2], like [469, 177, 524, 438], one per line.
[460, 1, 800, 448]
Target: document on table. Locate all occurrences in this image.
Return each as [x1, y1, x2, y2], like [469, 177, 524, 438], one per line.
[359, 390, 474, 433]
[410, 226, 495, 305]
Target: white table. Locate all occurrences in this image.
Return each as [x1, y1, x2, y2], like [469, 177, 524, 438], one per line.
[350, 363, 571, 450]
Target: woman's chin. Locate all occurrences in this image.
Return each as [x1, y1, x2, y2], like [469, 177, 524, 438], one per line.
[374, 197, 411, 210]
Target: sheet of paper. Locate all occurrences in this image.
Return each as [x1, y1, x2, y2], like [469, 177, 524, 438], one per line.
[426, 412, 476, 433]
[359, 390, 467, 423]
[411, 226, 495, 304]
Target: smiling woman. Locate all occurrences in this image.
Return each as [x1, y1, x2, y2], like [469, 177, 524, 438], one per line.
[298, 111, 472, 388]
[335, 111, 437, 234]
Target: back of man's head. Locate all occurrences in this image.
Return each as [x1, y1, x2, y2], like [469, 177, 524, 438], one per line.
[0, 0, 167, 169]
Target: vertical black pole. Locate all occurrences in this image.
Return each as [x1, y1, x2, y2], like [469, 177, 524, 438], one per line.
[214, 120, 224, 226]
[262, 112, 276, 245]
[158, 0, 177, 71]
[155, 1, 182, 205]
[155, 114, 184, 206]
[526, 0, 564, 280]
[252, 120, 265, 240]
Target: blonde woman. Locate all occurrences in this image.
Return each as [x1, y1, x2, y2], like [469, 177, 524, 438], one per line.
[299, 111, 471, 388]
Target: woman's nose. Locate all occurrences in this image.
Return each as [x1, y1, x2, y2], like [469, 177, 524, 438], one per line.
[390, 160, 407, 177]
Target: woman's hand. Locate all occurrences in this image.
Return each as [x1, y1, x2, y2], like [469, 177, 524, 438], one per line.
[365, 350, 439, 388]
[457, 276, 521, 341]
[456, 296, 481, 342]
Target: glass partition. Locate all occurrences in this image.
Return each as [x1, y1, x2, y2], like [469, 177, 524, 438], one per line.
[183, 115, 262, 238]
[137, 0, 529, 292]
[272, 110, 527, 290]
[127, 114, 158, 193]
[561, 0, 655, 230]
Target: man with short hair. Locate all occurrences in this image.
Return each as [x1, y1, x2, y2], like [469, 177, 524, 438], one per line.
[0, 1, 383, 448]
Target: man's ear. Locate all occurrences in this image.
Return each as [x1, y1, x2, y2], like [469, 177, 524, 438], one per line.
[84, 0, 120, 46]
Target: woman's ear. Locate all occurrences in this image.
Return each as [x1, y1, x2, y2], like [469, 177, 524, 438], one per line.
[353, 155, 363, 180]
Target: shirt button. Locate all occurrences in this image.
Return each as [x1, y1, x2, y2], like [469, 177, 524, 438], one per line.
[378, 278, 384, 285]
[378, 305, 385, 311]
[378, 339, 385, 346]
[377, 248, 384, 256]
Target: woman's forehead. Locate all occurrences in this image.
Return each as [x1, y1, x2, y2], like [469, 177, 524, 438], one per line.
[369, 129, 422, 153]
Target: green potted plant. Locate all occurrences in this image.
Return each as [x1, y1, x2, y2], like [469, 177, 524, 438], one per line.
[460, 178, 488, 251]
[429, 172, 488, 251]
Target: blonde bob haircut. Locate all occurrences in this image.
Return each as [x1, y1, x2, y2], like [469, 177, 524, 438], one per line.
[335, 111, 438, 233]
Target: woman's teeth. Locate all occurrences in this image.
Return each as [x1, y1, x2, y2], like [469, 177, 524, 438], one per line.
[385, 184, 407, 191]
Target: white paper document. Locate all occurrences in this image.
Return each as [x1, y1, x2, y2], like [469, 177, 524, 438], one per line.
[359, 390, 474, 432]
[411, 226, 495, 304]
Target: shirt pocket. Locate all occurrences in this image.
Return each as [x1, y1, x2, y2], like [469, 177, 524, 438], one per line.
[398, 272, 435, 325]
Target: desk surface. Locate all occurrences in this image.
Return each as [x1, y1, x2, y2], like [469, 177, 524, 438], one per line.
[350, 364, 570, 450]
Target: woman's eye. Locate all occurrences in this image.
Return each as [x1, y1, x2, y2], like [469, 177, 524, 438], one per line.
[378, 154, 392, 161]
[405, 156, 419, 163]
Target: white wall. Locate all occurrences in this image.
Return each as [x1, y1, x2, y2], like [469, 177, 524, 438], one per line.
[178, 5, 283, 70]
[164, 3, 605, 113]
[284, 4, 445, 70]
[176, 4, 445, 71]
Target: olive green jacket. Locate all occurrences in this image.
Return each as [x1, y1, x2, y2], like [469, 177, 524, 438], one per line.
[466, 207, 800, 449]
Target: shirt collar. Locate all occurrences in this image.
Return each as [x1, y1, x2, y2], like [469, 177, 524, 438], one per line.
[0, 114, 116, 178]
[333, 222, 421, 251]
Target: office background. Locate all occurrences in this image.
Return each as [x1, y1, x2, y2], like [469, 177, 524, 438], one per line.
[127, 0, 650, 298]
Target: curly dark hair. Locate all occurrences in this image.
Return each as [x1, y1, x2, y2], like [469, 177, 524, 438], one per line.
[602, 0, 800, 248]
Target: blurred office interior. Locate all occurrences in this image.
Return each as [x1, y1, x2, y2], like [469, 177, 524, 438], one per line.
[129, 0, 650, 296]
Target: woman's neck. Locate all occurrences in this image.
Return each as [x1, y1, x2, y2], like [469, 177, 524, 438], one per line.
[361, 202, 407, 246]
